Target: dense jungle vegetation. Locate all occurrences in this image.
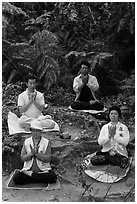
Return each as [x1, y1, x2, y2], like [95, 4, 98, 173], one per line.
[2, 2, 135, 132]
[2, 2, 135, 202]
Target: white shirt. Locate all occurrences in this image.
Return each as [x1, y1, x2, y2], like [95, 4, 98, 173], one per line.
[98, 122, 130, 158]
[18, 89, 45, 118]
[73, 74, 99, 101]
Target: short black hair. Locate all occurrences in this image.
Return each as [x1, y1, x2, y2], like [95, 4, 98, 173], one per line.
[81, 61, 90, 69]
[26, 74, 37, 82]
[109, 106, 122, 118]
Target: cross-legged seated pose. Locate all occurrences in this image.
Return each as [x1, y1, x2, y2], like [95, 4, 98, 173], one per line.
[71, 61, 104, 110]
[18, 74, 55, 131]
[90, 106, 130, 168]
[13, 120, 57, 185]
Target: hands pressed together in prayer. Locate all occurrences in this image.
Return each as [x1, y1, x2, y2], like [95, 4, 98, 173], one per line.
[29, 92, 37, 102]
[30, 144, 44, 159]
[108, 125, 117, 156]
[30, 144, 39, 156]
[27, 91, 44, 112]
[81, 74, 89, 84]
[108, 125, 116, 139]
[29, 144, 50, 162]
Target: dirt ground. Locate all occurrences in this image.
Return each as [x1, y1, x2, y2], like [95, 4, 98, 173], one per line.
[2, 174, 84, 202]
[2, 107, 135, 202]
[2, 167, 135, 202]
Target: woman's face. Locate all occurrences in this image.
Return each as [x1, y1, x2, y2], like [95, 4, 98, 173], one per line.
[109, 110, 119, 123]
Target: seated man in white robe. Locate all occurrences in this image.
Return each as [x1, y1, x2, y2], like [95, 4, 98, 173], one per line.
[70, 61, 104, 111]
[18, 74, 55, 131]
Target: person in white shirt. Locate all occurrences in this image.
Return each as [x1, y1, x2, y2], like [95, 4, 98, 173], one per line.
[13, 119, 57, 185]
[18, 74, 55, 131]
[70, 61, 104, 110]
[90, 106, 130, 168]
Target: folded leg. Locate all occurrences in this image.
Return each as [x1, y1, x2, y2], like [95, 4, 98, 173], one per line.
[32, 170, 57, 184]
[13, 171, 36, 185]
[71, 101, 104, 110]
[107, 154, 129, 168]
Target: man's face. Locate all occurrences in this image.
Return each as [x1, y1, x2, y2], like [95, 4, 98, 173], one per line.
[81, 64, 89, 75]
[31, 129, 41, 139]
[27, 79, 36, 92]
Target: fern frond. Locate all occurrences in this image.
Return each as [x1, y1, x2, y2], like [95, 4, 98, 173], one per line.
[23, 18, 36, 25]
[7, 70, 17, 84]
[33, 53, 59, 91]
[43, 71, 56, 90]
[2, 2, 28, 17]
[2, 39, 13, 52]
[17, 63, 34, 74]
[65, 51, 86, 58]
[25, 25, 40, 33]
[35, 12, 52, 24]
[36, 55, 47, 73]
[12, 57, 32, 67]
[3, 40, 30, 57]
[30, 29, 58, 54]
[2, 15, 9, 30]
[35, 54, 59, 75]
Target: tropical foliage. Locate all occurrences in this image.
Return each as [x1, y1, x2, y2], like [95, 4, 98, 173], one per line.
[2, 2, 135, 92]
[2, 3, 135, 202]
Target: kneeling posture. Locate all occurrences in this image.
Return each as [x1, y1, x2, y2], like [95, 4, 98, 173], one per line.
[13, 120, 57, 185]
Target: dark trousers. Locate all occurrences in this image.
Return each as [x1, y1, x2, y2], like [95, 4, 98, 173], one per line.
[71, 85, 104, 110]
[90, 151, 129, 168]
[78, 84, 95, 102]
[13, 170, 57, 185]
[71, 101, 104, 110]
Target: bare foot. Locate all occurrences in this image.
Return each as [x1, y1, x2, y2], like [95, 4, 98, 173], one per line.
[89, 100, 96, 105]
[20, 170, 33, 177]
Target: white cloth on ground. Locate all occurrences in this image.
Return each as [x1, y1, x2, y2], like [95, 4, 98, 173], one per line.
[69, 106, 107, 114]
[8, 111, 60, 135]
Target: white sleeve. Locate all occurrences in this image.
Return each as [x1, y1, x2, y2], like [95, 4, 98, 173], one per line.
[87, 76, 99, 92]
[73, 77, 81, 93]
[98, 125, 110, 145]
[18, 94, 24, 107]
[39, 93, 45, 106]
